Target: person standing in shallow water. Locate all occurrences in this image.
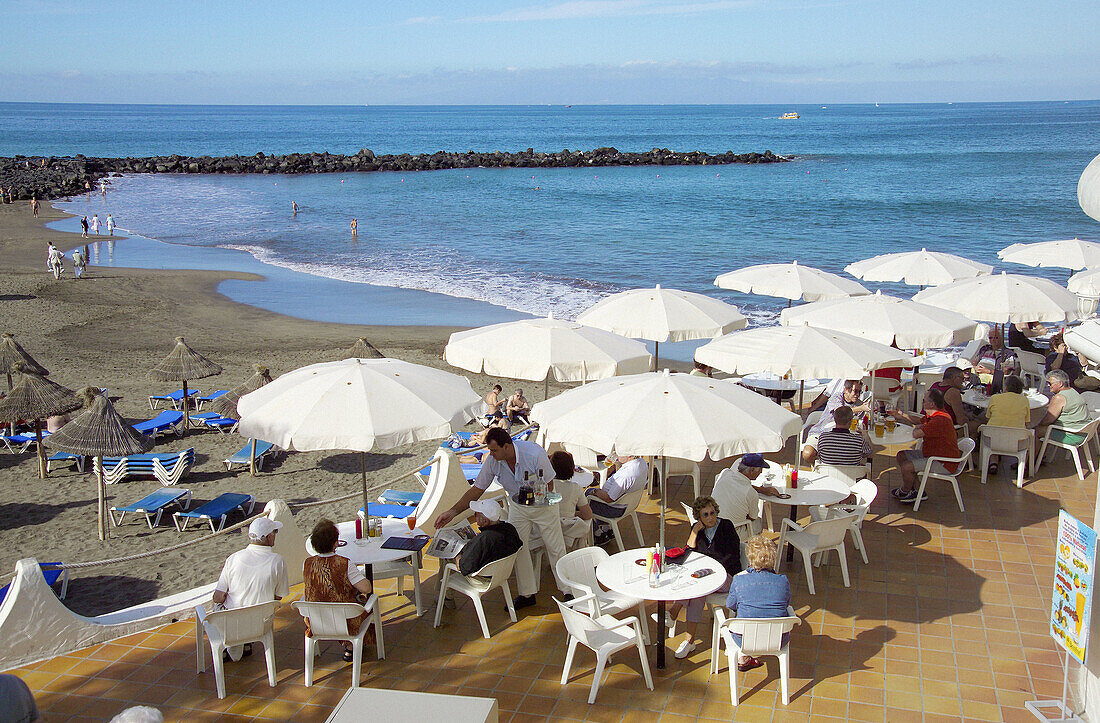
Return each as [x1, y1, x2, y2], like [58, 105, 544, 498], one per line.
[106, 214, 115, 236]
[351, 218, 357, 238]
[292, 201, 299, 215]
[80, 216, 89, 238]
[90, 214, 100, 235]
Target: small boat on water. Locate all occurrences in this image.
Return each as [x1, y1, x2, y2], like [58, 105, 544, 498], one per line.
[780, 112, 800, 120]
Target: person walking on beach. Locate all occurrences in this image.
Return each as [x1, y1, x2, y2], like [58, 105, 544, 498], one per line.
[90, 214, 100, 235]
[351, 218, 358, 238]
[47, 242, 64, 280]
[80, 216, 89, 238]
[106, 214, 115, 235]
[72, 248, 87, 279]
[30, 197, 39, 218]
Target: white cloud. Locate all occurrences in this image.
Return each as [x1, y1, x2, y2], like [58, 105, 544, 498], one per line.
[403, 15, 442, 25]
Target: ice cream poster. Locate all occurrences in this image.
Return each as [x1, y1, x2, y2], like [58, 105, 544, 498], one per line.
[1051, 510, 1097, 663]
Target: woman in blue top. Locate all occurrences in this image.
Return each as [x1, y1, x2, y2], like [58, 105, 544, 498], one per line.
[725, 534, 792, 672]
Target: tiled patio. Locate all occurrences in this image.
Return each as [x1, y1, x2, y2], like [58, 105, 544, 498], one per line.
[5, 444, 1090, 722]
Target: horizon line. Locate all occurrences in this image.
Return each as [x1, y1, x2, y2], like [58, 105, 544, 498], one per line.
[1, 99, 1099, 109]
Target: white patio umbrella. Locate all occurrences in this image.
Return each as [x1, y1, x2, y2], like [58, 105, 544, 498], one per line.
[575, 285, 747, 369]
[999, 238, 1100, 271]
[443, 315, 652, 398]
[779, 291, 977, 349]
[845, 248, 992, 288]
[714, 261, 870, 305]
[912, 272, 1080, 324]
[1069, 269, 1100, 297]
[238, 358, 483, 513]
[1080, 152, 1100, 222]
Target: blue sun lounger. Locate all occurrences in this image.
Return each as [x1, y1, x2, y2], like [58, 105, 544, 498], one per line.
[132, 410, 184, 439]
[360, 503, 414, 519]
[377, 489, 424, 506]
[0, 562, 68, 604]
[46, 452, 85, 473]
[224, 440, 277, 472]
[2, 431, 50, 454]
[147, 388, 201, 410]
[188, 412, 222, 423]
[196, 390, 229, 408]
[97, 448, 196, 486]
[173, 492, 255, 532]
[194, 416, 238, 434]
[109, 488, 192, 529]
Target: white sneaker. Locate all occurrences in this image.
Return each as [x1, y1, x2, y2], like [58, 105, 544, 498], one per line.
[674, 640, 696, 659]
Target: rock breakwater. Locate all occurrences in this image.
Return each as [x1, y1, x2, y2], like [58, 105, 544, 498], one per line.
[0, 147, 787, 200]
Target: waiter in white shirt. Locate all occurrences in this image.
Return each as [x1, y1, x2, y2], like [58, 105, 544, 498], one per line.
[434, 427, 569, 609]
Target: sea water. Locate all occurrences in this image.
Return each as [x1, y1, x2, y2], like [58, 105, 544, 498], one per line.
[7, 101, 1098, 342]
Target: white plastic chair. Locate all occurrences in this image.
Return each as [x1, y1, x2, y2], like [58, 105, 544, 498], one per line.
[775, 514, 856, 595]
[433, 550, 519, 638]
[555, 594, 653, 704]
[913, 437, 977, 511]
[292, 597, 384, 687]
[977, 424, 1033, 488]
[656, 457, 703, 498]
[591, 485, 646, 552]
[711, 606, 800, 705]
[813, 463, 870, 487]
[1015, 350, 1046, 389]
[868, 376, 907, 411]
[1037, 418, 1100, 481]
[799, 411, 823, 447]
[194, 601, 278, 699]
[555, 547, 650, 643]
[810, 479, 877, 564]
[373, 555, 424, 616]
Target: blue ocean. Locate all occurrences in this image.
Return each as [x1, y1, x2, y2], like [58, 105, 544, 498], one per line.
[4, 101, 1098, 333]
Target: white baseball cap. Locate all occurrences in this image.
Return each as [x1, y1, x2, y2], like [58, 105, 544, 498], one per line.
[248, 517, 283, 541]
[469, 498, 502, 522]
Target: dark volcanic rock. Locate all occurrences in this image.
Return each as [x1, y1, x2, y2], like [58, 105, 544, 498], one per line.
[0, 148, 789, 201]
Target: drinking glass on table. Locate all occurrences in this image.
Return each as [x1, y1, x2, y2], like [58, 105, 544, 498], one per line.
[886, 418, 896, 433]
[874, 418, 885, 437]
[406, 513, 417, 532]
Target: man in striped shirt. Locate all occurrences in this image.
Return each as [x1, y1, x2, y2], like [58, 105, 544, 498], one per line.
[815, 406, 873, 467]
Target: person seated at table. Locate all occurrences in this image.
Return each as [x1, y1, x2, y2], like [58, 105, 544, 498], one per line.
[1045, 333, 1099, 391]
[1010, 321, 1047, 356]
[690, 361, 714, 377]
[814, 406, 873, 468]
[725, 534, 791, 672]
[457, 498, 523, 576]
[886, 388, 960, 503]
[970, 326, 1020, 391]
[982, 374, 1029, 475]
[712, 453, 786, 533]
[925, 366, 973, 429]
[1032, 369, 1093, 457]
[303, 519, 374, 662]
[666, 496, 742, 659]
[801, 380, 871, 465]
[586, 455, 649, 545]
[506, 388, 531, 425]
[549, 451, 594, 545]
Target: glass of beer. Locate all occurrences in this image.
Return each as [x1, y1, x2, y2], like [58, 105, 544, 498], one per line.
[886, 418, 896, 433]
[849, 417, 858, 432]
[874, 418, 885, 437]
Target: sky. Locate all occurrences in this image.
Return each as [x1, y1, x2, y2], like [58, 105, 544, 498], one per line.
[0, 0, 1096, 104]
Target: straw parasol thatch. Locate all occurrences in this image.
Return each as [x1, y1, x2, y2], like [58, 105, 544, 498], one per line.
[0, 362, 82, 478]
[45, 388, 153, 540]
[148, 337, 222, 432]
[340, 337, 384, 360]
[208, 364, 274, 421]
[0, 333, 49, 389]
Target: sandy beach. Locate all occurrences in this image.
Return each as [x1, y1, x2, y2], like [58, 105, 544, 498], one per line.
[0, 200, 615, 615]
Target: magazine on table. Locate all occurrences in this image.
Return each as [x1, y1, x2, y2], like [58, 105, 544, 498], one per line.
[426, 521, 477, 560]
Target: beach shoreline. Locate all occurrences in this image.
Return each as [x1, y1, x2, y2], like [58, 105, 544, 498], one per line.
[0, 200, 541, 615]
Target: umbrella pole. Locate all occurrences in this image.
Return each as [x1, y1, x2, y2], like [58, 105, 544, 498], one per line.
[5, 374, 11, 436]
[798, 380, 805, 421]
[181, 380, 190, 433]
[654, 341, 660, 372]
[657, 454, 668, 670]
[97, 460, 107, 541]
[35, 420, 46, 479]
[249, 438, 257, 477]
[361, 452, 369, 520]
[544, 377, 549, 401]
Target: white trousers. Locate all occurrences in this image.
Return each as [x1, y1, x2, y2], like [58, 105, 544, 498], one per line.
[507, 502, 568, 597]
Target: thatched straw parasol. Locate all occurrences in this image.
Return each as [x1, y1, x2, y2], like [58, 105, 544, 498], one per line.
[45, 388, 153, 540]
[0, 333, 49, 389]
[208, 364, 274, 421]
[0, 363, 81, 478]
[148, 337, 222, 432]
[340, 337, 384, 360]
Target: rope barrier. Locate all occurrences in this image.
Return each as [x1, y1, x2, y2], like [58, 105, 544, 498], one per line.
[0, 425, 529, 584]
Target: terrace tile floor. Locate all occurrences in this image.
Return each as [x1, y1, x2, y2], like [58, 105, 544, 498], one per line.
[5, 444, 1092, 722]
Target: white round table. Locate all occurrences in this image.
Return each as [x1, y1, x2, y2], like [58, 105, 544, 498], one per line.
[758, 469, 851, 507]
[596, 548, 724, 669]
[962, 389, 1048, 410]
[740, 373, 803, 392]
[868, 423, 916, 447]
[306, 518, 427, 566]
